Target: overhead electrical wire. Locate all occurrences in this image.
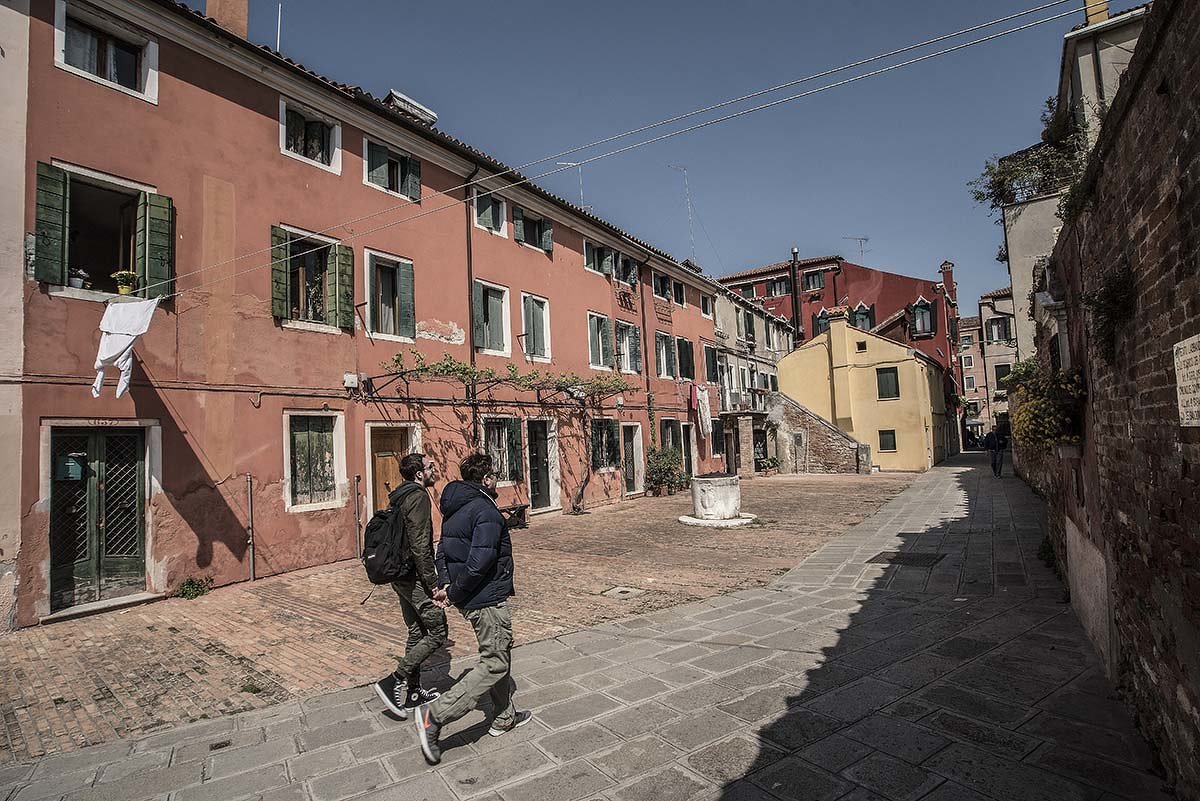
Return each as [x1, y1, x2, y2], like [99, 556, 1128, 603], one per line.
[146, 0, 1103, 298]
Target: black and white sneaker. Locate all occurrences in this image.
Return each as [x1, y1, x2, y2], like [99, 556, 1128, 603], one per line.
[405, 686, 441, 709]
[373, 673, 409, 719]
[488, 710, 533, 737]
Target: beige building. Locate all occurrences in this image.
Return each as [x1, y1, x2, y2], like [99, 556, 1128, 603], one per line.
[710, 284, 792, 474]
[776, 308, 948, 472]
[1004, 2, 1147, 360]
[978, 288, 1018, 437]
[957, 316, 990, 446]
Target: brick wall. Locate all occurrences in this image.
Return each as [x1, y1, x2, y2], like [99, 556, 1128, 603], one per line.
[768, 394, 868, 474]
[1036, 0, 1200, 795]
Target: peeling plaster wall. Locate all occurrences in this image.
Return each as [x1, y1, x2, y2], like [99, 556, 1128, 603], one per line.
[0, 0, 30, 631]
[13, 0, 723, 625]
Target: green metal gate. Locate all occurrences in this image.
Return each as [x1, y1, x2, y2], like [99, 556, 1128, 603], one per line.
[50, 429, 145, 612]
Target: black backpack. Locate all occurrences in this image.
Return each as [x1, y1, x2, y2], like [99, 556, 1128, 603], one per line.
[361, 484, 423, 585]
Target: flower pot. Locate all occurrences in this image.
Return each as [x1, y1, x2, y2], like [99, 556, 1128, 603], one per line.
[117, 285, 133, 295]
[666, 486, 676, 495]
[68, 277, 84, 289]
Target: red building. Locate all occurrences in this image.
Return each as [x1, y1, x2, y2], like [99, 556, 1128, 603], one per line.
[719, 257, 961, 376]
[0, 0, 725, 627]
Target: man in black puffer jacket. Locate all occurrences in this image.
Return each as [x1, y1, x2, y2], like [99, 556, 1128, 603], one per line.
[414, 453, 530, 764]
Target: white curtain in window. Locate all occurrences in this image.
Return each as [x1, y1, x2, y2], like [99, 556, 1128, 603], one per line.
[64, 21, 99, 74]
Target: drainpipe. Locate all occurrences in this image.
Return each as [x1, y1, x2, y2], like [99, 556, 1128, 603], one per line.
[464, 164, 480, 444]
[788, 247, 801, 347]
[245, 472, 256, 581]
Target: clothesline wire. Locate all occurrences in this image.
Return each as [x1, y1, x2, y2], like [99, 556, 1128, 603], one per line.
[148, 0, 1096, 299]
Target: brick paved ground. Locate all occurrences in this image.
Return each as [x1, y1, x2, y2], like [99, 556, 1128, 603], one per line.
[0, 454, 1175, 801]
[0, 473, 911, 765]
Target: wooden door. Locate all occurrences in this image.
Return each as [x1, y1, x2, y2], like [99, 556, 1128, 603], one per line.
[371, 428, 410, 511]
[527, 421, 550, 509]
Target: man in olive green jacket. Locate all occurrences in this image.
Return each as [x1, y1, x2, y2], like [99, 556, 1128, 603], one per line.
[373, 453, 448, 719]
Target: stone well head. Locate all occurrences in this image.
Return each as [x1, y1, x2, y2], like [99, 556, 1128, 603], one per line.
[690, 474, 742, 520]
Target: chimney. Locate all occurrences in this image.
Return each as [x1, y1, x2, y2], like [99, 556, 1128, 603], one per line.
[207, 0, 248, 39]
[1084, 0, 1109, 26]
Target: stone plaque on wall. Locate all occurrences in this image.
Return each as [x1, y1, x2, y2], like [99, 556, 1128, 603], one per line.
[1175, 332, 1200, 426]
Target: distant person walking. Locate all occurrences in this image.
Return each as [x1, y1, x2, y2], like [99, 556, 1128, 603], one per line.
[414, 453, 530, 765]
[373, 453, 447, 719]
[983, 429, 1005, 477]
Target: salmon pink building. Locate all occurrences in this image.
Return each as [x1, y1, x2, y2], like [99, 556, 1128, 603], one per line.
[0, 0, 727, 628]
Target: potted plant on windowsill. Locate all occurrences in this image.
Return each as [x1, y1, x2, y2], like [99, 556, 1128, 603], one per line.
[68, 268, 88, 289]
[111, 270, 138, 295]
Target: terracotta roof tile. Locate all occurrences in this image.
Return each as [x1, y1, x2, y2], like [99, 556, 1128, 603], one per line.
[980, 286, 1013, 299]
[718, 256, 843, 283]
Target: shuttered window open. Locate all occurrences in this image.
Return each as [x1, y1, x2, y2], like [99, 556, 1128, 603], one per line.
[366, 140, 421, 200]
[136, 192, 174, 298]
[34, 163, 69, 285]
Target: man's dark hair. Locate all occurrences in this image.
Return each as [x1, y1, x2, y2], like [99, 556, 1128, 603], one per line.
[460, 453, 494, 483]
[399, 452, 426, 481]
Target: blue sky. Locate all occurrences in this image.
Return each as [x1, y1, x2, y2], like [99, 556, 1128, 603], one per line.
[232, 0, 1082, 316]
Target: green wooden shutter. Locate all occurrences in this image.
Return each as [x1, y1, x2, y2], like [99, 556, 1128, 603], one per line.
[472, 281, 485, 347]
[667, 337, 677, 376]
[535, 302, 547, 356]
[602, 317, 614, 367]
[325, 245, 338, 326]
[588, 316, 601, 366]
[591, 420, 603, 470]
[512, 207, 525, 243]
[403, 155, 421, 200]
[335, 245, 355, 329]
[522, 295, 534, 355]
[34, 162, 68, 284]
[540, 219, 553, 252]
[487, 289, 505, 350]
[631, 326, 642, 373]
[137, 193, 174, 298]
[270, 226, 290, 319]
[367, 141, 390, 187]
[397, 259, 415, 338]
[506, 418, 523, 482]
[600, 248, 614, 276]
[606, 420, 621, 468]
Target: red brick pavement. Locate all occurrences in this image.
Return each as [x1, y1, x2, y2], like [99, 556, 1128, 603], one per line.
[0, 473, 911, 763]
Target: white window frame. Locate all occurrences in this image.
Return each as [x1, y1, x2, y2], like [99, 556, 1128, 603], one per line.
[655, 332, 676, 379]
[279, 98, 342, 175]
[961, 354, 974, 369]
[652, 272, 672, 300]
[472, 188, 508, 237]
[520, 291, 552, 363]
[476, 279, 511, 357]
[700, 295, 713, 319]
[282, 409, 347, 513]
[279, 224, 342, 335]
[592, 416, 621, 473]
[912, 300, 933, 335]
[801, 270, 825, 291]
[364, 247, 414, 344]
[964, 375, 976, 391]
[587, 311, 612, 371]
[361, 135, 418, 201]
[480, 415, 519, 488]
[672, 279, 686, 308]
[54, 0, 159, 104]
[516, 209, 552, 253]
[583, 240, 614, 276]
[616, 254, 639, 285]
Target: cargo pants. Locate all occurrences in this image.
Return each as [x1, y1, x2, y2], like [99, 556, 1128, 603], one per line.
[428, 603, 516, 729]
[392, 577, 449, 688]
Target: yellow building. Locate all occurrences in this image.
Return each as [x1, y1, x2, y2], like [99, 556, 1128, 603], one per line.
[777, 308, 948, 471]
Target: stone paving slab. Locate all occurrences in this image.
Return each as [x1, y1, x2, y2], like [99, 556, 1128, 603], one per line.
[0, 455, 1177, 801]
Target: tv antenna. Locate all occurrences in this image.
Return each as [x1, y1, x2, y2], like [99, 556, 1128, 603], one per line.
[842, 235, 870, 260]
[555, 162, 590, 210]
[669, 164, 695, 262]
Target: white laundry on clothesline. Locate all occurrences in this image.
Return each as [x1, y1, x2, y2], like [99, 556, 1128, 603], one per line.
[92, 297, 159, 399]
